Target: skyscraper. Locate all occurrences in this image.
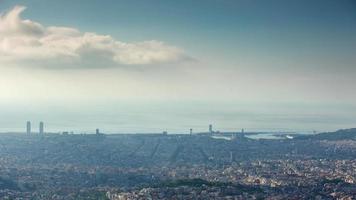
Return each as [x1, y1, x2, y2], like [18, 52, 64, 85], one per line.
[190, 128, 193, 135]
[96, 128, 100, 135]
[209, 124, 213, 133]
[26, 121, 31, 134]
[39, 122, 44, 134]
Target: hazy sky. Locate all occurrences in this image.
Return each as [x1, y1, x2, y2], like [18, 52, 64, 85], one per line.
[0, 0, 355, 133]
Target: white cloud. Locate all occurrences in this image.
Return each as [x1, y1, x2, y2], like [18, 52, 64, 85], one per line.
[0, 6, 191, 68]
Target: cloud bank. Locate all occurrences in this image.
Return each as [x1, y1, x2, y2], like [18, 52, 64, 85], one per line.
[0, 6, 190, 68]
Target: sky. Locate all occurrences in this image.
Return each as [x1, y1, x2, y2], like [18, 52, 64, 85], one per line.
[0, 0, 355, 133]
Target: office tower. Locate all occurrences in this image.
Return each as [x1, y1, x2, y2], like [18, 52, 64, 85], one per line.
[39, 122, 44, 134]
[241, 128, 245, 134]
[209, 124, 213, 133]
[190, 128, 193, 135]
[96, 128, 100, 134]
[26, 121, 31, 134]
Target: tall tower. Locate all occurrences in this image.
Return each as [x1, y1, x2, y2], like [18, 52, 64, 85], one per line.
[190, 128, 193, 135]
[96, 128, 100, 135]
[39, 122, 44, 134]
[209, 124, 213, 133]
[26, 121, 31, 134]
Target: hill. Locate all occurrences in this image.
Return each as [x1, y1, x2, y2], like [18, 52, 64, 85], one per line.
[295, 128, 356, 140]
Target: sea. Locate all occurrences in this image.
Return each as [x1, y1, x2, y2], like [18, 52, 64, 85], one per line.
[0, 101, 355, 134]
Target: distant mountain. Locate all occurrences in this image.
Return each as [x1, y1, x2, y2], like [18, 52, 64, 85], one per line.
[296, 128, 356, 140]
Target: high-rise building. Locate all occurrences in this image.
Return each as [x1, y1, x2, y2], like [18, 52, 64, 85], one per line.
[39, 122, 44, 134]
[190, 128, 193, 135]
[209, 124, 213, 133]
[96, 128, 100, 134]
[26, 121, 31, 134]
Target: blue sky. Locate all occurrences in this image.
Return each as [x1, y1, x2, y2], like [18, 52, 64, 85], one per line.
[2, 0, 356, 66]
[0, 0, 355, 133]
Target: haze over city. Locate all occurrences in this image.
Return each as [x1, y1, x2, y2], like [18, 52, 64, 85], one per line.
[0, 1, 356, 199]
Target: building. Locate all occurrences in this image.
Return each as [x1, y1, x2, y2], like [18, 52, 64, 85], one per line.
[190, 128, 193, 135]
[209, 124, 213, 133]
[26, 121, 31, 134]
[96, 128, 100, 135]
[39, 122, 44, 134]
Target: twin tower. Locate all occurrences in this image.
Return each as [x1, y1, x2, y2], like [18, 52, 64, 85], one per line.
[26, 121, 44, 134]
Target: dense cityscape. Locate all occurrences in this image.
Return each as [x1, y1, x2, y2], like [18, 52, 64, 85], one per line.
[0, 123, 354, 199]
[1, 1, 356, 199]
